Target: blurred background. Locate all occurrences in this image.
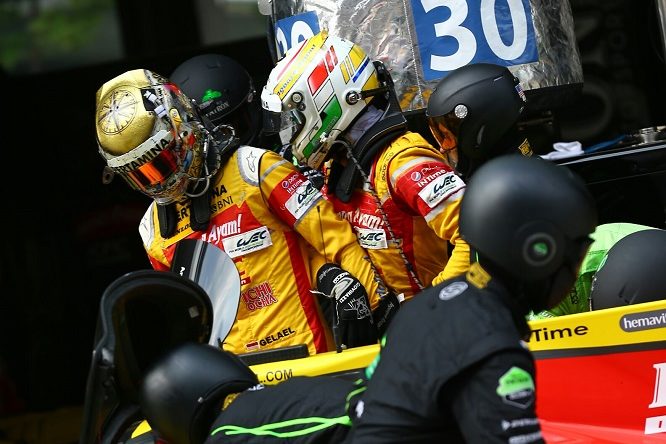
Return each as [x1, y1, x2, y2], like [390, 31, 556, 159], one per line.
[1, 0, 665, 442]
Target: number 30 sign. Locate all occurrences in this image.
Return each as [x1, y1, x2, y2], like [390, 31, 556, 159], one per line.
[273, 0, 538, 82]
[412, 0, 538, 80]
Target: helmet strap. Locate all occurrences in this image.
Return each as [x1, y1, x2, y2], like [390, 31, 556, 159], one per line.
[332, 113, 408, 203]
[157, 203, 178, 238]
[190, 190, 211, 232]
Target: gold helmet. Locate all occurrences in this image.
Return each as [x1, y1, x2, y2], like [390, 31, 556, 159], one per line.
[95, 69, 206, 204]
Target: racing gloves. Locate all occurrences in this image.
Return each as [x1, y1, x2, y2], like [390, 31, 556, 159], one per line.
[316, 263, 377, 349]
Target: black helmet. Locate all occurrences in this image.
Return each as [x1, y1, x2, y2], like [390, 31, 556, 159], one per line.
[426, 63, 528, 176]
[170, 54, 260, 146]
[590, 229, 666, 310]
[460, 155, 597, 310]
[140, 342, 258, 444]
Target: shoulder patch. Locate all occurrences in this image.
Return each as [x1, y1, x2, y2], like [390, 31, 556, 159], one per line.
[496, 366, 535, 409]
[236, 145, 266, 186]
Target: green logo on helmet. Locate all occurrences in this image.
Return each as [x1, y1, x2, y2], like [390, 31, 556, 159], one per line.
[533, 242, 549, 257]
[201, 89, 222, 103]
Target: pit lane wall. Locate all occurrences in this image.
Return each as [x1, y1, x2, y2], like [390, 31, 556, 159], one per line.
[250, 299, 666, 437]
[259, 0, 582, 112]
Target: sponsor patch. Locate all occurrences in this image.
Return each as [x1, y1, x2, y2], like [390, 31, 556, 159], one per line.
[356, 227, 388, 249]
[242, 281, 278, 311]
[222, 226, 272, 258]
[285, 182, 320, 220]
[438, 282, 468, 300]
[417, 172, 464, 208]
[620, 309, 666, 332]
[496, 367, 535, 409]
[281, 172, 303, 193]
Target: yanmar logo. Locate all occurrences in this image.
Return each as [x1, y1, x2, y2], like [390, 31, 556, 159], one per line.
[621, 309, 666, 332]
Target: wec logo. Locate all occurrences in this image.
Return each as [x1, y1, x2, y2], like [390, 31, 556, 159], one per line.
[433, 175, 457, 194]
[222, 226, 272, 258]
[359, 232, 384, 242]
[297, 183, 317, 204]
[236, 230, 268, 248]
[356, 228, 387, 250]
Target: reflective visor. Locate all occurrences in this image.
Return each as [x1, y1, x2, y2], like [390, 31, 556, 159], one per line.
[124, 148, 180, 191]
[106, 129, 181, 193]
[427, 110, 462, 152]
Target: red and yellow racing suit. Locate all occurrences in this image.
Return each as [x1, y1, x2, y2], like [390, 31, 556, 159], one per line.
[139, 146, 381, 356]
[324, 132, 470, 300]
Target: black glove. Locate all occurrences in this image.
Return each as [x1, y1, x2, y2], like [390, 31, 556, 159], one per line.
[316, 263, 377, 349]
[298, 164, 325, 190]
[372, 292, 402, 338]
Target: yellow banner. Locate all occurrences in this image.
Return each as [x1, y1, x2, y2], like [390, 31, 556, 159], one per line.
[526, 299, 666, 351]
[251, 300, 666, 381]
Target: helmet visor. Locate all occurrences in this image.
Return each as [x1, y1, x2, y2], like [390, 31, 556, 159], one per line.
[427, 110, 463, 152]
[263, 108, 305, 147]
[105, 128, 189, 202]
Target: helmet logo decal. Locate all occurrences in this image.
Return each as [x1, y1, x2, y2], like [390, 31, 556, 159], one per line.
[107, 129, 175, 169]
[301, 98, 342, 162]
[532, 242, 549, 256]
[274, 32, 328, 99]
[141, 88, 168, 119]
[97, 89, 138, 135]
[309, 56, 332, 96]
[523, 233, 556, 266]
[201, 89, 222, 103]
[515, 83, 527, 102]
[347, 44, 369, 83]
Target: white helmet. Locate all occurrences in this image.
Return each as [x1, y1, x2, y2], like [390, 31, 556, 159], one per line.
[261, 31, 380, 169]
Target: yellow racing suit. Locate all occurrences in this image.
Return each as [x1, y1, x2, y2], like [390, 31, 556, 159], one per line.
[325, 131, 471, 300]
[139, 146, 381, 356]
